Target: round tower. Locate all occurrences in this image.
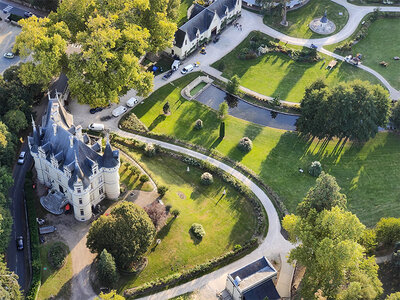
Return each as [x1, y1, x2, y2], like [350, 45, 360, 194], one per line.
[102, 141, 121, 200]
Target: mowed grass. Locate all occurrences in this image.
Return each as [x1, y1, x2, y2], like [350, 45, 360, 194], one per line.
[119, 157, 154, 192]
[212, 31, 381, 102]
[38, 242, 72, 300]
[117, 146, 257, 289]
[125, 73, 400, 227]
[326, 18, 400, 90]
[263, 0, 349, 38]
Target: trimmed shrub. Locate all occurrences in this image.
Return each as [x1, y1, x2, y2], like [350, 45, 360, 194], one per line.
[237, 137, 253, 152]
[308, 161, 322, 177]
[144, 143, 156, 157]
[97, 249, 119, 287]
[375, 217, 400, 246]
[163, 102, 170, 115]
[190, 223, 206, 239]
[359, 228, 377, 255]
[171, 209, 180, 218]
[48, 243, 67, 269]
[139, 174, 149, 183]
[157, 185, 168, 197]
[194, 119, 203, 130]
[200, 172, 213, 185]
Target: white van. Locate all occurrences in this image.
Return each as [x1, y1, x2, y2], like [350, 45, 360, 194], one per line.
[171, 60, 181, 71]
[181, 64, 194, 74]
[88, 123, 105, 131]
[112, 106, 127, 117]
[126, 97, 139, 108]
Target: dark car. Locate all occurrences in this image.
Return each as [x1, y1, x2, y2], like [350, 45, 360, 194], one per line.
[100, 115, 112, 122]
[16, 236, 23, 251]
[24, 11, 33, 18]
[162, 70, 173, 80]
[89, 107, 103, 114]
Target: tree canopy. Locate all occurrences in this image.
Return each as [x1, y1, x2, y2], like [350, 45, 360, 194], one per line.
[296, 79, 391, 142]
[97, 249, 118, 287]
[86, 202, 155, 269]
[0, 255, 21, 299]
[14, 0, 178, 107]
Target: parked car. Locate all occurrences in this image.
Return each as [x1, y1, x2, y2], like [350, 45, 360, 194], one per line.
[17, 151, 26, 165]
[88, 123, 105, 131]
[126, 97, 139, 108]
[100, 115, 112, 122]
[89, 107, 103, 114]
[24, 11, 33, 18]
[181, 64, 194, 74]
[112, 106, 127, 117]
[3, 52, 14, 59]
[213, 35, 220, 43]
[162, 70, 173, 80]
[16, 236, 23, 251]
[171, 60, 181, 71]
[310, 44, 318, 49]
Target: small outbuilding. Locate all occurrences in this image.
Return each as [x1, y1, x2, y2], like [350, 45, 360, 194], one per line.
[226, 256, 280, 300]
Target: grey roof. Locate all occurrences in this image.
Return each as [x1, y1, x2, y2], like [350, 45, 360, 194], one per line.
[29, 99, 119, 189]
[230, 257, 275, 281]
[175, 29, 187, 48]
[207, 0, 236, 18]
[180, 8, 215, 42]
[242, 279, 280, 300]
[49, 73, 68, 99]
[189, 3, 206, 19]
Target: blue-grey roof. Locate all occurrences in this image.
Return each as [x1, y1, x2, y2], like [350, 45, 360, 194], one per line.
[189, 3, 206, 19]
[230, 257, 275, 281]
[242, 279, 280, 300]
[180, 8, 215, 42]
[207, 0, 236, 18]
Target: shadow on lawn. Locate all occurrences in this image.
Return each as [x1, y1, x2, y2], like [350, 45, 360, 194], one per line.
[227, 123, 263, 162]
[148, 114, 166, 131]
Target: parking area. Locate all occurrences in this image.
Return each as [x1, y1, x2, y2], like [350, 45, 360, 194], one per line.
[0, 19, 22, 74]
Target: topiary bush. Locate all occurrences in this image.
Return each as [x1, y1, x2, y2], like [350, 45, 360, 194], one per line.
[144, 143, 156, 157]
[48, 242, 67, 269]
[190, 223, 206, 239]
[237, 137, 253, 152]
[200, 172, 213, 185]
[140, 174, 149, 183]
[309, 161, 322, 177]
[194, 119, 203, 130]
[172, 209, 180, 218]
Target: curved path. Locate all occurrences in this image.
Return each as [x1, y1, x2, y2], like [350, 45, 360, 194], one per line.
[114, 128, 294, 300]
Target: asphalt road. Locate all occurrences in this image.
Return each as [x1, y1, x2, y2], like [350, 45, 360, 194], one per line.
[0, 1, 30, 18]
[6, 142, 32, 293]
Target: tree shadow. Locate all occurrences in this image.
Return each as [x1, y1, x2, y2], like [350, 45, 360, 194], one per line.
[152, 217, 177, 248]
[148, 114, 166, 131]
[188, 229, 202, 245]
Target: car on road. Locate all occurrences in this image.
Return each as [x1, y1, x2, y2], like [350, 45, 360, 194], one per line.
[89, 107, 103, 114]
[171, 60, 181, 71]
[3, 52, 15, 59]
[24, 11, 33, 18]
[162, 70, 173, 80]
[112, 106, 127, 117]
[126, 97, 139, 108]
[88, 123, 105, 131]
[181, 64, 194, 74]
[100, 115, 112, 122]
[16, 236, 23, 251]
[17, 152, 26, 165]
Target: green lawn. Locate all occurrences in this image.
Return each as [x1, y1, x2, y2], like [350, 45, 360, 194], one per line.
[38, 242, 73, 300]
[190, 81, 207, 96]
[212, 31, 381, 103]
[263, 0, 349, 38]
[116, 144, 258, 289]
[177, 0, 194, 26]
[119, 157, 154, 192]
[325, 17, 400, 90]
[123, 72, 400, 227]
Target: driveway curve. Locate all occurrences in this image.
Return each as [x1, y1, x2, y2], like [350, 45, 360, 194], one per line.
[113, 128, 294, 300]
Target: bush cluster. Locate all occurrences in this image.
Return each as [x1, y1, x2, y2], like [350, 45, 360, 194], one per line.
[194, 119, 203, 130]
[140, 174, 150, 183]
[200, 172, 214, 185]
[144, 143, 156, 157]
[124, 239, 258, 298]
[48, 243, 67, 269]
[308, 161, 322, 177]
[190, 223, 206, 239]
[120, 112, 149, 133]
[375, 217, 400, 246]
[237, 137, 253, 152]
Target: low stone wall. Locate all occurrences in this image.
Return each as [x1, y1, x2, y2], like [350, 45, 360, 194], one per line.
[181, 75, 213, 100]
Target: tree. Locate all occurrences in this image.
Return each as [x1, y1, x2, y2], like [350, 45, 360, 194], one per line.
[3, 110, 28, 134]
[0, 167, 13, 196]
[144, 202, 167, 229]
[297, 172, 347, 218]
[390, 101, 400, 129]
[97, 249, 119, 287]
[226, 75, 240, 95]
[96, 290, 125, 300]
[14, 0, 177, 107]
[283, 207, 382, 300]
[0, 122, 16, 168]
[297, 80, 391, 141]
[218, 102, 228, 119]
[163, 102, 170, 115]
[86, 202, 155, 269]
[386, 292, 400, 300]
[219, 121, 225, 139]
[0, 255, 21, 299]
[375, 217, 400, 246]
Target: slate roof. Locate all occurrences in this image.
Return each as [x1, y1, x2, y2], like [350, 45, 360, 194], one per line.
[242, 279, 280, 300]
[207, 0, 236, 18]
[29, 98, 119, 190]
[180, 8, 215, 42]
[189, 3, 206, 19]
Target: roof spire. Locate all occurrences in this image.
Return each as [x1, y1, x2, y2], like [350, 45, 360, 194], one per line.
[31, 115, 36, 129]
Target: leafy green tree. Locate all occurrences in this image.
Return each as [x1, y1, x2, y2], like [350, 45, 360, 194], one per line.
[226, 75, 240, 95]
[296, 172, 346, 218]
[218, 102, 228, 119]
[0, 167, 13, 196]
[0, 122, 16, 168]
[375, 217, 400, 246]
[3, 110, 28, 134]
[390, 101, 400, 130]
[0, 254, 21, 299]
[297, 80, 391, 141]
[14, 0, 177, 107]
[86, 202, 155, 269]
[283, 207, 382, 300]
[97, 249, 119, 287]
[386, 292, 400, 300]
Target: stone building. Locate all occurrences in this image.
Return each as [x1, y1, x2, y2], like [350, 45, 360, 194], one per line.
[28, 93, 120, 221]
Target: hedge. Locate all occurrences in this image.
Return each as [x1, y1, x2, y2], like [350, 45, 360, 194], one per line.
[25, 171, 41, 300]
[124, 238, 258, 298]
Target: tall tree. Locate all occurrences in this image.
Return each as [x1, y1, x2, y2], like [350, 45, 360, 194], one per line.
[3, 110, 28, 134]
[97, 249, 119, 287]
[283, 207, 382, 300]
[0, 255, 21, 299]
[226, 75, 240, 95]
[14, 0, 177, 107]
[86, 202, 155, 269]
[297, 172, 346, 218]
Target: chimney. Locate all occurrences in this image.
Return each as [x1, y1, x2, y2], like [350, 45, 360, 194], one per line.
[52, 123, 57, 136]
